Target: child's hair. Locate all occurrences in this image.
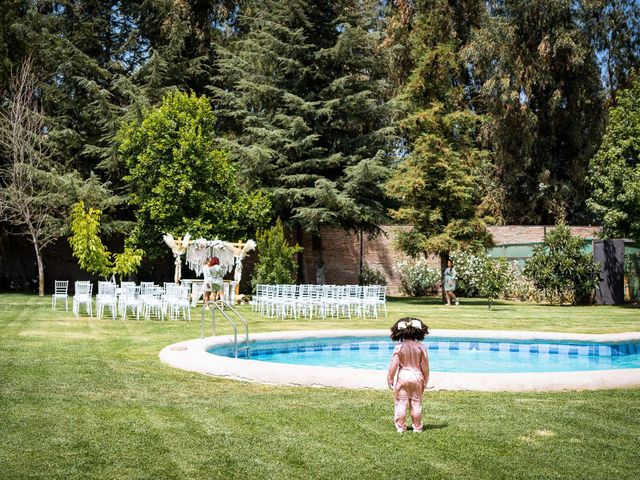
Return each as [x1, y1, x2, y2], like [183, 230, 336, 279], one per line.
[390, 317, 430, 342]
[208, 257, 220, 267]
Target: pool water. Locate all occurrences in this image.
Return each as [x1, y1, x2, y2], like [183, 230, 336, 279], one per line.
[208, 336, 640, 373]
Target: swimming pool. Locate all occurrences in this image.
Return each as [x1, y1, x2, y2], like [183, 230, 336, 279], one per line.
[208, 336, 640, 373]
[160, 329, 640, 391]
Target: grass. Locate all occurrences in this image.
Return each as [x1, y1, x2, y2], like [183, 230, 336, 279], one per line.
[1, 293, 639, 479]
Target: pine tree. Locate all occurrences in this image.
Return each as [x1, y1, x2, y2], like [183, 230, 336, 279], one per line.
[212, 0, 395, 283]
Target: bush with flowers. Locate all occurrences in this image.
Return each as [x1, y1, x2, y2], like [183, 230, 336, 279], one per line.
[396, 258, 441, 296]
[450, 250, 512, 308]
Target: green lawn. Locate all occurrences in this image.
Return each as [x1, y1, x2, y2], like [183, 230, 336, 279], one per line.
[1, 294, 639, 479]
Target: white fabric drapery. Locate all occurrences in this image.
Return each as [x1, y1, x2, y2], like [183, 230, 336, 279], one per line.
[164, 234, 256, 285]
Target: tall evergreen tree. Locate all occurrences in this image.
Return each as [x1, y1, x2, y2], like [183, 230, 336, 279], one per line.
[212, 0, 395, 283]
[465, 0, 605, 224]
[384, 0, 493, 271]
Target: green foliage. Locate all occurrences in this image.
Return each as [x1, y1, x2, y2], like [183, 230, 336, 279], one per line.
[450, 250, 511, 308]
[119, 91, 271, 257]
[588, 78, 640, 242]
[396, 258, 440, 296]
[251, 219, 302, 289]
[68, 201, 143, 280]
[212, 0, 395, 237]
[385, 1, 493, 261]
[359, 263, 387, 287]
[523, 223, 601, 305]
[464, 0, 605, 224]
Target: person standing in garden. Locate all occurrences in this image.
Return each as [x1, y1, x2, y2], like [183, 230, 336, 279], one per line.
[444, 259, 459, 306]
[207, 257, 224, 302]
[387, 318, 431, 433]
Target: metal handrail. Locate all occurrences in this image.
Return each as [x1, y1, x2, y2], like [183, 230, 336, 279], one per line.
[200, 300, 250, 358]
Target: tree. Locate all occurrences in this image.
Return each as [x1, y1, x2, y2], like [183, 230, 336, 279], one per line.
[68, 201, 143, 281]
[524, 222, 600, 305]
[212, 0, 396, 284]
[0, 59, 112, 296]
[464, 0, 605, 224]
[119, 90, 271, 258]
[580, 0, 640, 104]
[251, 219, 302, 289]
[587, 78, 640, 242]
[385, 0, 493, 272]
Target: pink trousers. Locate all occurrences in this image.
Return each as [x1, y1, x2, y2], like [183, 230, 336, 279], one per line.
[394, 397, 423, 432]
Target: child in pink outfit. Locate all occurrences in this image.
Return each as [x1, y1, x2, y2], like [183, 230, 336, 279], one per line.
[387, 318, 430, 433]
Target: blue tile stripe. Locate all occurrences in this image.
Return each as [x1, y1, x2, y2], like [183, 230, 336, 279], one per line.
[214, 340, 640, 359]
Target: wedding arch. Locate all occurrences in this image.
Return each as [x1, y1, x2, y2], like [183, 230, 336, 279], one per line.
[162, 234, 256, 288]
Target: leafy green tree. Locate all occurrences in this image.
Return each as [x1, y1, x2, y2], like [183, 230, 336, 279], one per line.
[251, 219, 302, 289]
[68, 201, 143, 281]
[464, 0, 604, 224]
[212, 0, 395, 283]
[119, 91, 271, 258]
[385, 0, 493, 273]
[587, 78, 640, 242]
[524, 223, 601, 305]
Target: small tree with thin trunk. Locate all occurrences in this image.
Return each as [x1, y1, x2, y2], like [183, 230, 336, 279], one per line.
[0, 59, 65, 296]
[0, 59, 113, 295]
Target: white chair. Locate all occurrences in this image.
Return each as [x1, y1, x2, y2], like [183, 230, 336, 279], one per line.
[166, 285, 191, 320]
[142, 286, 165, 320]
[73, 281, 93, 317]
[96, 281, 118, 319]
[120, 285, 142, 320]
[52, 280, 69, 311]
[362, 285, 380, 319]
[189, 282, 202, 307]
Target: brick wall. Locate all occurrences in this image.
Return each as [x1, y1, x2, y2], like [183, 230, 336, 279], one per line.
[0, 223, 603, 294]
[295, 224, 603, 295]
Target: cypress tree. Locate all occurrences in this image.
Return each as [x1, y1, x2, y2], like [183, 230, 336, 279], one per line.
[384, 0, 493, 273]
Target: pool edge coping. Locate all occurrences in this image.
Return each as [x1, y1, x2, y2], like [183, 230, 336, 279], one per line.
[159, 329, 640, 392]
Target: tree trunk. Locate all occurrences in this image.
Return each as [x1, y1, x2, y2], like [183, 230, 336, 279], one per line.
[296, 224, 306, 284]
[311, 232, 326, 285]
[34, 242, 44, 297]
[440, 253, 449, 303]
[359, 227, 364, 283]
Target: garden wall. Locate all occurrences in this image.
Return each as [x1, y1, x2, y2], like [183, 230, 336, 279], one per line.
[0, 224, 602, 295]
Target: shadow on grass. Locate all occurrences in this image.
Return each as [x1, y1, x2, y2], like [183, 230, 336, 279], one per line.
[407, 423, 448, 431]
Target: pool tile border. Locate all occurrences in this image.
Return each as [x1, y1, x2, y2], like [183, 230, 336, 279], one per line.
[159, 329, 640, 392]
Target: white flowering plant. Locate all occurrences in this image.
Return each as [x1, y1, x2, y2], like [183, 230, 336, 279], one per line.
[396, 258, 441, 296]
[450, 250, 512, 308]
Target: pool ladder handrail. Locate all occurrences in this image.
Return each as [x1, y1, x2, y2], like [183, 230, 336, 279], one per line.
[200, 300, 250, 358]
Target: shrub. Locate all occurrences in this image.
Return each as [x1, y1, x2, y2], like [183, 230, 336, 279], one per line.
[450, 250, 511, 308]
[501, 262, 537, 302]
[251, 219, 302, 290]
[359, 263, 387, 286]
[523, 222, 600, 305]
[396, 258, 440, 296]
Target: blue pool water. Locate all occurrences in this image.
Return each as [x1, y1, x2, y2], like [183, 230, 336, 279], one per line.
[207, 336, 640, 373]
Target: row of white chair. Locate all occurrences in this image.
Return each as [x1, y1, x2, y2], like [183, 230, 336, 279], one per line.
[252, 284, 387, 320]
[53, 281, 191, 320]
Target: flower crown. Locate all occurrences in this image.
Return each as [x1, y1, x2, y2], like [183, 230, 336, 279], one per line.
[397, 319, 422, 330]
